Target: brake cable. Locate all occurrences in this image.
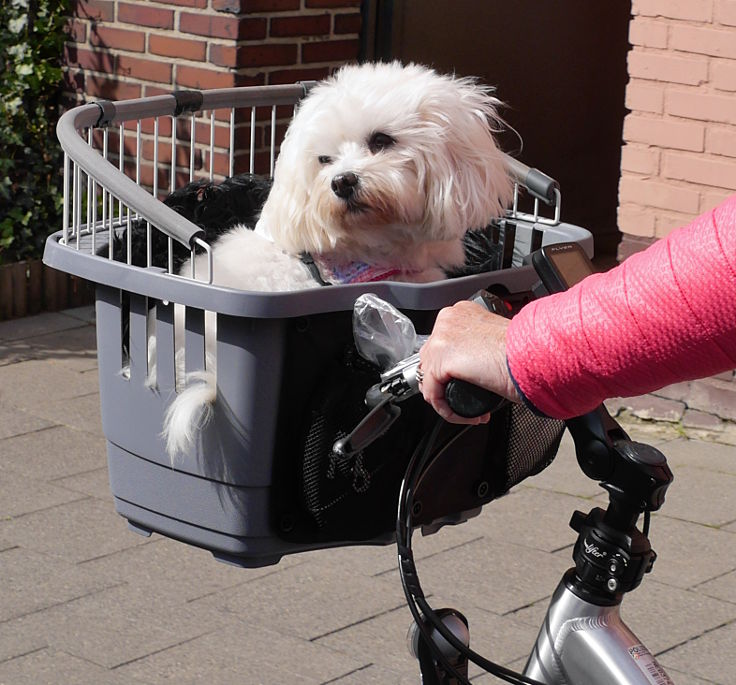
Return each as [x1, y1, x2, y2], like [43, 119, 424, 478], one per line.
[397, 417, 547, 685]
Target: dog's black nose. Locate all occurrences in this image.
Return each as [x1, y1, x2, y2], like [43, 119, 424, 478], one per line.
[331, 172, 359, 199]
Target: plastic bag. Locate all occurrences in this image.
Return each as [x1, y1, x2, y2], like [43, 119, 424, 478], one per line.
[353, 293, 423, 370]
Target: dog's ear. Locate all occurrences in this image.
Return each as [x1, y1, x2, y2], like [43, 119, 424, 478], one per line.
[420, 79, 513, 239]
[256, 173, 305, 250]
[255, 122, 337, 254]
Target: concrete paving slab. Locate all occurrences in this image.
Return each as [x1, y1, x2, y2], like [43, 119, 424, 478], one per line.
[0, 311, 87, 343]
[298, 519, 495, 581]
[0, 339, 33, 366]
[659, 621, 736, 684]
[663, 669, 718, 685]
[620, 579, 736, 654]
[51, 466, 112, 501]
[13, 583, 233, 670]
[203, 558, 406, 642]
[0, 425, 107, 480]
[656, 437, 736, 474]
[61, 306, 96, 324]
[24, 391, 103, 437]
[0, 400, 56, 440]
[25, 325, 98, 367]
[0, 497, 152, 565]
[295, 602, 417, 677]
[295, 542, 400, 579]
[81, 536, 297, 605]
[0, 648, 148, 685]
[328, 663, 416, 684]
[0, 546, 118, 624]
[0, 627, 48, 667]
[696, 570, 736, 605]
[315, 594, 539, 680]
[0, 468, 87, 518]
[114, 622, 367, 685]
[476, 486, 594, 552]
[0, 359, 98, 408]
[645, 515, 736, 589]
[395, 536, 569, 616]
[659, 465, 736, 527]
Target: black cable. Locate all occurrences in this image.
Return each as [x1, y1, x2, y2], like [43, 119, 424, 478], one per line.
[397, 418, 546, 685]
[397, 422, 471, 684]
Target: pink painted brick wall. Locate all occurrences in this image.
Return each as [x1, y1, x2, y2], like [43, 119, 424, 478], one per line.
[618, 0, 736, 258]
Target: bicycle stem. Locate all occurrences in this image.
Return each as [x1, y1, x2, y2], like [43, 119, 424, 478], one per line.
[564, 405, 673, 602]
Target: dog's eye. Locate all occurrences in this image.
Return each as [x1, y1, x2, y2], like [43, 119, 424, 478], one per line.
[318, 155, 333, 165]
[368, 132, 395, 154]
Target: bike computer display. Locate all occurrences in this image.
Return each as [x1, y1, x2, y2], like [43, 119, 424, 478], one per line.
[530, 241, 595, 293]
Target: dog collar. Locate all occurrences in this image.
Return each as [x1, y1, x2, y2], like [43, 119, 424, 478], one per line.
[303, 252, 402, 285]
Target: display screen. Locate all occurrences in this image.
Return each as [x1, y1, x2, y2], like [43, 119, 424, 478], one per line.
[546, 244, 594, 288]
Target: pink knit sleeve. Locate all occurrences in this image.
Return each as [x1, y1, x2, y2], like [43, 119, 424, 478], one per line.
[506, 195, 736, 419]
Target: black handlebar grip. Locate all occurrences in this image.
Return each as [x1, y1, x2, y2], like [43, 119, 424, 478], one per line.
[445, 379, 506, 418]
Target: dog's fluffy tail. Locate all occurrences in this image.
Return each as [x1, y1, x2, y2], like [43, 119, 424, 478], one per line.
[163, 370, 216, 460]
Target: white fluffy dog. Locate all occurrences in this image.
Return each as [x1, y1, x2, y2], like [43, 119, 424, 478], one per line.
[164, 61, 513, 458]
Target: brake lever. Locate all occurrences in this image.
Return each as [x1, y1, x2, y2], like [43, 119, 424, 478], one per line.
[333, 354, 420, 459]
[332, 397, 402, 459]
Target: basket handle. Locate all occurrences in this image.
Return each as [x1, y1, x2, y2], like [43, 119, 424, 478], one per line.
[502, 154, 559, 207]
[57, 102, 206, 250]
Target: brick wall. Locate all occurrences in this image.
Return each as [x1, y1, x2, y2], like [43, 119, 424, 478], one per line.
[63, 0, 362, 181]
[618, 0, 736, 422]
[618, 0, 736, 259]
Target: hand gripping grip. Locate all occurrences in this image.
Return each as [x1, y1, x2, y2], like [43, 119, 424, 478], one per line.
[445, 379, 506, 418]
[443, 290, 509, 419]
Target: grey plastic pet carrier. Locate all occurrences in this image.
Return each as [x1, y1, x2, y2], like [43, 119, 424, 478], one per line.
[44, 83, 593, 567]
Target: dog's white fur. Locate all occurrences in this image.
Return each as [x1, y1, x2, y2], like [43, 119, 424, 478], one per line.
[163, 61, 513, 459]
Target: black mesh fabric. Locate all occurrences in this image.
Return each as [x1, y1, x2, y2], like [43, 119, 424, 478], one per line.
[503, 403, 565, 488]
[279, 343, 566, 545]
[291, 345, 427, 541]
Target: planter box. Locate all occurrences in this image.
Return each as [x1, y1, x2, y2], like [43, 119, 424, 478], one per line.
[0, 259, 93, 321]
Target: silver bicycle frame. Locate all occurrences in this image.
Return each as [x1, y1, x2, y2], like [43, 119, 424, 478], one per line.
[523, 579, 674, 684]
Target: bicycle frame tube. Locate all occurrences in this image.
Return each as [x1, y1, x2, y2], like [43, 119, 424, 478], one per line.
[523, 577, 674, 684]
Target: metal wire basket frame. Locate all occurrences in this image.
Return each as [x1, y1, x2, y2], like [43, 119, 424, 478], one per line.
[55, 83, 565, 290]
[57, 84, 316, 286]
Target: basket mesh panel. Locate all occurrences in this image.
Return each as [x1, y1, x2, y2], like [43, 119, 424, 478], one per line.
[503, 403, 565, 489]
[284, 344, 565, 543]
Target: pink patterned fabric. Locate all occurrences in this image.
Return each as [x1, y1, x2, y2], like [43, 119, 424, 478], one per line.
[312, 254, 401, 284]
[507, 195, 736, 419]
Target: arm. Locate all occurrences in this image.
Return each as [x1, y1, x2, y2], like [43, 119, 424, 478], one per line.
[507, 195, 736, 418]
[419, 195, 736, 422]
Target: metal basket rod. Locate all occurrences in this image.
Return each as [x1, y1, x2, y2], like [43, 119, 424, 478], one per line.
[57, 105, 206, 250]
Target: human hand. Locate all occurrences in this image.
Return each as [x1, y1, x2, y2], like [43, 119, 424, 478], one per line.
[418, 300, 520, 424]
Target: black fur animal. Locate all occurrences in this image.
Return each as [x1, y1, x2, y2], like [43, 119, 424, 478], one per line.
[106, 173, 272, 271]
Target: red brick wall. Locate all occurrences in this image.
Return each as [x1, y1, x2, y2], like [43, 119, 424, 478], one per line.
[63, 0, 362, 181]
[618, 0, 736, 259]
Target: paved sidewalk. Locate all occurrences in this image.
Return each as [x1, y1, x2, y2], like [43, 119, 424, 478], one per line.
[1, 307, 735, 684]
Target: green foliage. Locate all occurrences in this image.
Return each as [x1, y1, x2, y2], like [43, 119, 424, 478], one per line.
[0, 0, 69, 265]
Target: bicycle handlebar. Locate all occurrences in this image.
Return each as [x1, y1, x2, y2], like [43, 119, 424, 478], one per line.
[368, 290, 509, 418]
